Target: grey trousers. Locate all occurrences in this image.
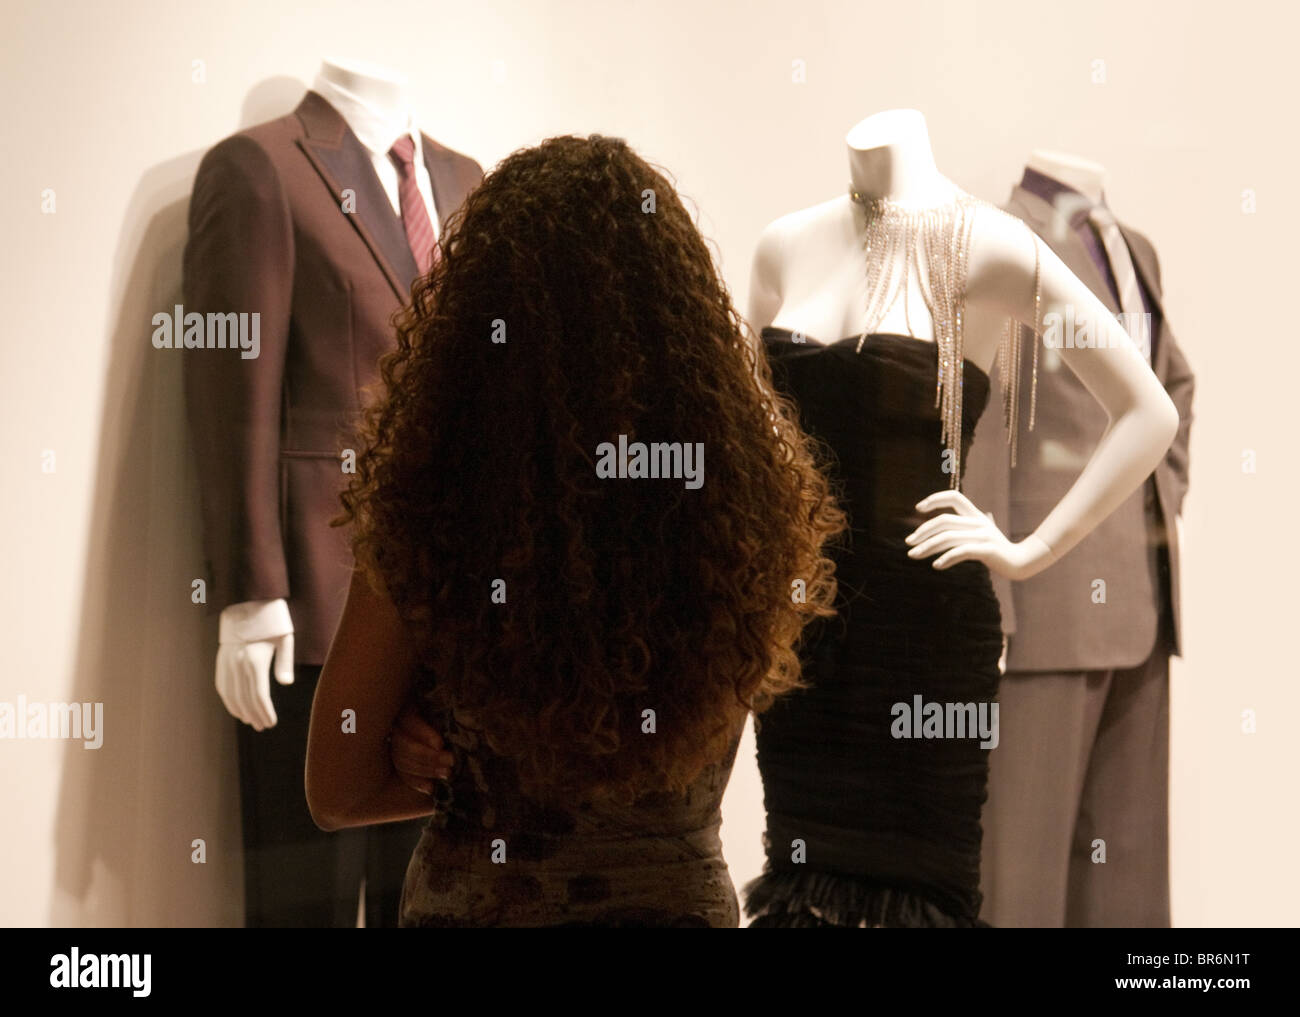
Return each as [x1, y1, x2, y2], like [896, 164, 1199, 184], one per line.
[977, 616, 1172, 927]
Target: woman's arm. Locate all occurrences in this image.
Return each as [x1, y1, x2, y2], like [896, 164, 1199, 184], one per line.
[305, 568, 444, 831]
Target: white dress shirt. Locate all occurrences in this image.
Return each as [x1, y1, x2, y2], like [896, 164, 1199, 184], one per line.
[311, 72, 440, 240]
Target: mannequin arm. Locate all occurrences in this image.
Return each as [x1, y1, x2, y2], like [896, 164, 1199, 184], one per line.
[305, 570, 438, 831]
[183, 134, 295, 615]
[1019, 237, 1179, 569]
[746, 221, 786, 334]
[909, 217, 1179, 580]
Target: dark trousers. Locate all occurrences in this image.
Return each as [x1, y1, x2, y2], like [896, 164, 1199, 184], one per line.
[978, 614, 1172, 927]
[235, 664, 427, 927]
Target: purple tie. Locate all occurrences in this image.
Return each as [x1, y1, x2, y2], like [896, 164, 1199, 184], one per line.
[388, 135, 438, 275]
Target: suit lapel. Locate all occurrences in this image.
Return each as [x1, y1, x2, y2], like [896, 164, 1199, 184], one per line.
[1119, 225, 1171, 377]
[422, 134, 461, 234]
[294, 90, 418, 301]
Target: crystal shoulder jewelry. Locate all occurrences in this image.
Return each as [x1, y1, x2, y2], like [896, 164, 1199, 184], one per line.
[847, 184, 1041, 485]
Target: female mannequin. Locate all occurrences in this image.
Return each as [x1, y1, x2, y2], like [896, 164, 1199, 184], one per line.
[743, 108, 1178, 927]
[749, 109, 1177, 583]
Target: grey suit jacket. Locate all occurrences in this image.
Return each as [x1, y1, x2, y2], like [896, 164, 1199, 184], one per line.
[963, 184, 1194, 672]
[183, 90, 484, 664]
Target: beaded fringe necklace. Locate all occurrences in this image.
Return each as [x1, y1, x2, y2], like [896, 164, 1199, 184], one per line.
[847, 185, 1041, 487]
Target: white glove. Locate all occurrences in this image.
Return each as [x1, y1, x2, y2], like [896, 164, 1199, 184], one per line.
[215, 599, 295, 730]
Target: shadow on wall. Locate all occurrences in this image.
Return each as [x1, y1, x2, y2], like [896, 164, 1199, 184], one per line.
[49, 77, 308, 927]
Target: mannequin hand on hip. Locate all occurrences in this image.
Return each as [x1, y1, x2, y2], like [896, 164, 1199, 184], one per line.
[215, 599, 295, 730]
[389, 700, 455, 795]
[905, 490, 1056, 582]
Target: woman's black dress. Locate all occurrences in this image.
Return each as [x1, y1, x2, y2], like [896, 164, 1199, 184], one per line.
[746, 327, 1003, 928]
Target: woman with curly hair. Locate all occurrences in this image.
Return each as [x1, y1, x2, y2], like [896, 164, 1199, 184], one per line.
[304, 134, 844, 927]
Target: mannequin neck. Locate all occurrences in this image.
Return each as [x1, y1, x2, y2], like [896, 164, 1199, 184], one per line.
[317, 58, 409, 123]
[845, 109, 954, 204]
[1025, 150, 1107, 205]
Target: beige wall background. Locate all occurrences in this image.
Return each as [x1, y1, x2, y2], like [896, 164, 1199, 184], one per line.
[2, 0, 1295, 926]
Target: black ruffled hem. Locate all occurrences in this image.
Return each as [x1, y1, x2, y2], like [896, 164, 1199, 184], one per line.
[743, 870, 990, 928]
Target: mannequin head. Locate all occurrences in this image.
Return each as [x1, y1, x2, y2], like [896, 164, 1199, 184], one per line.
[318, 56, 408, 111]
[339, 134, 844, 802]
[845, 108, 948, 203]
[1025, 149, 1108, 205]
[845, 108, 928, 150]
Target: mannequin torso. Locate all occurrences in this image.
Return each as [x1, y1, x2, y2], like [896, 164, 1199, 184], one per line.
[215, 57, 440, 730]
[748, 108, 1178, 580]
[752, 111, 1035, 378]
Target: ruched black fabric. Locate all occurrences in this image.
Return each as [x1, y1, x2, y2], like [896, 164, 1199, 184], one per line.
[747, 328, 1003, 928]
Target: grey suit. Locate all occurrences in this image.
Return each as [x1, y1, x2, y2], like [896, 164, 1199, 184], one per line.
[963, 178, 1194, 927]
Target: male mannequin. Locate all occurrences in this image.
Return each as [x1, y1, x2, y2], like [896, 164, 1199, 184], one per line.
[964, 150, 1194, 927]
[183, 58, 483, 926]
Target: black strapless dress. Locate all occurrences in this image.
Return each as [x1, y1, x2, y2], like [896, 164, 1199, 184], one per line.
[745, 327, 1003, 928]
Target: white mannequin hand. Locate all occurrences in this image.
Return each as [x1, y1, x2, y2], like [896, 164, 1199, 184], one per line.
[905, 490, 1056, 582]
[215, 599, 295, 731]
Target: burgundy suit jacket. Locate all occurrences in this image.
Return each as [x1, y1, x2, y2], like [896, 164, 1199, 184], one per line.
[963, 184, 1194, 672]
[183, 90, 484, 664]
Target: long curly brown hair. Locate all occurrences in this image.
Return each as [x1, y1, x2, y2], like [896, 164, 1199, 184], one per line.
[337, 134, 844, 802]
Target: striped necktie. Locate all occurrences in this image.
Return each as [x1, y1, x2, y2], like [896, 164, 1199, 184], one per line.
[388, 135, 438, 276]
[1087, 203, 1150, 362]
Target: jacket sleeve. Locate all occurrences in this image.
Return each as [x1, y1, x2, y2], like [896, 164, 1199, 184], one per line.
[1161, 330, 1194, 517]
[1138, 236, 1194, 518]
[182, 133, 295, 613]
